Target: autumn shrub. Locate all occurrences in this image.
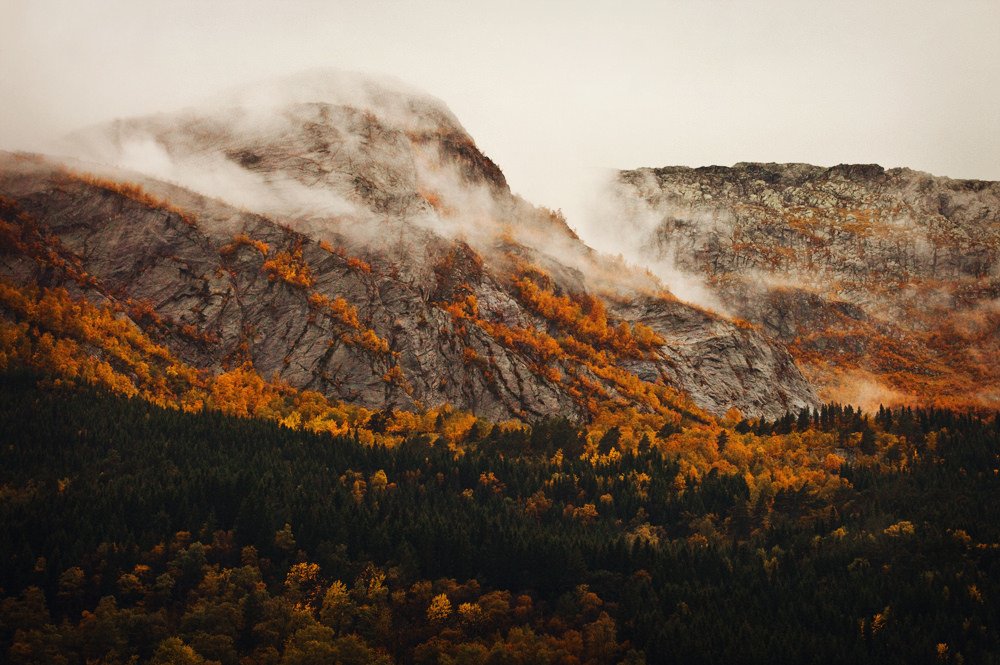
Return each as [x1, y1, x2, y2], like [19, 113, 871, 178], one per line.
[263, 247, 314, 288]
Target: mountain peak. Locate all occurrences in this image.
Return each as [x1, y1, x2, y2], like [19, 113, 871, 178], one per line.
[1, 72, 825, 422]
[61, 68, 508, 226]
[209, 68, 465, 134]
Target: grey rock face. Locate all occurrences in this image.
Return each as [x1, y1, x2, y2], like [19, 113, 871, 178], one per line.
[0, 154, 579, 421]
[613, 296, 817, 418]
[0, 74, 821, 420]
[611, 162, 1000, 407]
[620, 163, 1000, 289]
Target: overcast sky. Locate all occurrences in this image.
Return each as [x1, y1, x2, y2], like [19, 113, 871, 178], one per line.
[2, 0, 999, 231]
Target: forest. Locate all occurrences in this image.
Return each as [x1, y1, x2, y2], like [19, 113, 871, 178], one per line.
[2, 370, 999, 664]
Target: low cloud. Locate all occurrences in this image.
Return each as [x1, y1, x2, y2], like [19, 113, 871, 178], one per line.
[573, 169, 729, 312]
[821, 371, 909, 411]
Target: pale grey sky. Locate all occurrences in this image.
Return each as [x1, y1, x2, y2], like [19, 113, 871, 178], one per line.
[2, 0, 998, 232]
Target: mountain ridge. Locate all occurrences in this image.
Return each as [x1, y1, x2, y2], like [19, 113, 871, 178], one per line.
[10, 67, 994, 421]
[16, 72, 956, 422]
[0, 145, 817, 422]
[609, 160, 1000, 409]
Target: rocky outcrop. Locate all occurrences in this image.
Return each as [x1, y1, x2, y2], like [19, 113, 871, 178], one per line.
[611, 162, 1000, 408]
[612, 295, 818, 418]
[621, 163, 999, 287]
[0, 73, 821, 420]
[0, 154, 581, 421]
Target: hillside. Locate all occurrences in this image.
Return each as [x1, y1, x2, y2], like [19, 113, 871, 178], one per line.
[0, 71, 817, 422]
[2, 374, 998, 664]
[1, 68, 999, 665]
[608, 163, 1000, 409]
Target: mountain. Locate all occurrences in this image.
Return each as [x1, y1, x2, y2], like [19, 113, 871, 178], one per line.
[606, 162, 1000, 409]
[0, 71, 817, 422]
[5, 70, 1000, 665]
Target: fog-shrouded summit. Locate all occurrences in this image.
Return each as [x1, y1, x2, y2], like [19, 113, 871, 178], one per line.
[61, 69, 508, 228]
[213, 68, 468, 127]
[0, 71, 820, 420]
[605, 161, 1000, 409]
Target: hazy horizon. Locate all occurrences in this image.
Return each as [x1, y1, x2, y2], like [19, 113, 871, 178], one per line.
[3, 0, 999, 237]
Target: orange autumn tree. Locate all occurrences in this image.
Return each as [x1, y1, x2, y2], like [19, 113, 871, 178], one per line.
[209, 362, 276, 418]
[220, 233, 269, 257]
[263, 245, 314, 288]
[309, 293, 392, 355]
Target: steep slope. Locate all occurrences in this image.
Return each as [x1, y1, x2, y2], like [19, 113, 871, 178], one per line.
[0, 154, 578, 421]
[0, 72, 818, 420]
[62, 69, 525, 239]
[608, 162, 1000, 408]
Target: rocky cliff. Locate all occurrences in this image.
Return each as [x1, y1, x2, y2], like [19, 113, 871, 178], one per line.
[610, 162, 1000, 408]
[0, 72, 819, 420]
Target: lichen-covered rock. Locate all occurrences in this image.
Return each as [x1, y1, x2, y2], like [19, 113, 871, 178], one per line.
[611, 162, 1000, 408]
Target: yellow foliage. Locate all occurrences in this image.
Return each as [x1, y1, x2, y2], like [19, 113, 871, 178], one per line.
[220, 233, 269, 257]
[309, 292, 391, 355]
[370, 469, 388, 492]
[883, 520, 915, 537]
[383, 365, 407, 387]
[285, 562, 323, 609]
[310, 293, 359, 328]
[427, 593, 453, 623]
[511, 275, 664, 357]
[347, 257, 372, 273]
[440, 411, 478, 446]
[263, 247, 314, 288]
[457, 602, 484, 626]
[823, 452, 846, 472]
[211, 363, 274, 418]
[572, 503, 599, 522]
[349, 329, 390, 355]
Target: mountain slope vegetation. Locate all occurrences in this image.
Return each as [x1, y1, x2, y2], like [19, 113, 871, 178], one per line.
[2, 375, 1000, 664]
